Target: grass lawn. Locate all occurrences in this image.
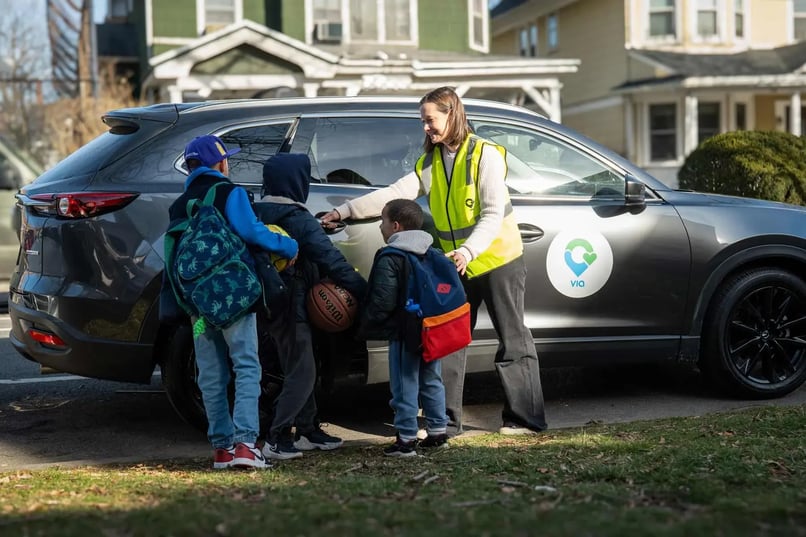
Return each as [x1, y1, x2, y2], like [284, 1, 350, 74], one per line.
[1, 405, 805, 537]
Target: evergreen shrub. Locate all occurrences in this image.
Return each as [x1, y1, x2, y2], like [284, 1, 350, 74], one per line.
[677, 130, 806, 206]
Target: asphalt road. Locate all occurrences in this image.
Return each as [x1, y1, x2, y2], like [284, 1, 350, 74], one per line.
[2, 312, 806, 471]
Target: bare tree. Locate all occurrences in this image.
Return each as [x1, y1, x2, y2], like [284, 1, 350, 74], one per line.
[0, 7, 50, 164]
[0, 0, 140, 165]
[44, 64, 139, 159]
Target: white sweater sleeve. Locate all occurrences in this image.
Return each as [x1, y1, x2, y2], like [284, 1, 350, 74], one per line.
[334, 171, 423, 219]
[459, 144, 508, 261]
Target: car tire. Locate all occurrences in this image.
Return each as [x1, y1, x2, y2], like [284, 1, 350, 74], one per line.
[161, 323, 284, 435]
[161, 324, 208, 431]
[700, 267, 806, 399]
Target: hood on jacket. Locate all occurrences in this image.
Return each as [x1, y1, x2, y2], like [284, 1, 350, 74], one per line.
[262, 153, 311, 203]
[386, 229, 433, 256]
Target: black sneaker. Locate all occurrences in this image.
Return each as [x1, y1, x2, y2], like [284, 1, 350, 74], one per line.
[263, 432, 303, 460]
[295, 426, 344, 451]
[499, 421, 540, 435]
[419, 433, 449, 449]
[383, 436, 418, 458]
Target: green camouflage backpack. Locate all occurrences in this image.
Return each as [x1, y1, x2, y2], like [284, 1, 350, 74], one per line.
[164, 183, 261, 335]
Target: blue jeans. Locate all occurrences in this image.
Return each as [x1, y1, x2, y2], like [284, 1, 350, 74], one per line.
[193, 313, 262, 449]
[388, 340, 448, 440]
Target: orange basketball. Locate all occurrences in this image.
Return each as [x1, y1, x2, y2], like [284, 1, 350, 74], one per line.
[306, 280, 357, 333]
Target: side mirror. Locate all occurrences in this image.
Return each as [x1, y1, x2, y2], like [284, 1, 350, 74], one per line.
[625, 175, 646, 207]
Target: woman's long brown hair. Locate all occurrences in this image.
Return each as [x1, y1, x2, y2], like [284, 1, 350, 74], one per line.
[419, 86, 469, 153]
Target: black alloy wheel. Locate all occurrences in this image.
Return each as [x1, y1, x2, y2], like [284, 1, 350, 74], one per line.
[161, 324, 283, 434]
[702, 267, 806, 398]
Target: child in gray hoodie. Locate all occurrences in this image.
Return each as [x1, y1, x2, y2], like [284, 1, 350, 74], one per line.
[358, 199, 450, 457]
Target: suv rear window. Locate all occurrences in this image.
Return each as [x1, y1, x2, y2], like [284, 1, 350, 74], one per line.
[32, 120, 172, 187]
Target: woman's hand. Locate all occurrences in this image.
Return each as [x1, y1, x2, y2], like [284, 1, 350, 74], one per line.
[446, 249, 467, 276]
[319, 209, 342, 230]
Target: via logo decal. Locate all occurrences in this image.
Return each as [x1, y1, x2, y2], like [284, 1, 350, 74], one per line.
[546, 230, 613, 298]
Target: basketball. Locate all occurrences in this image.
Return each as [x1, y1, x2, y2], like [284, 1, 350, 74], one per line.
[306, 280, 357, 333]
[265, 224, 290, 271]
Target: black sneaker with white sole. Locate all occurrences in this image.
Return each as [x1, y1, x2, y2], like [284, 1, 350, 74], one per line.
[419, 433, 449, 449]
[499, 421, 541, 435]
[383, 436, 417, 457]
[294, 426, 344, 451]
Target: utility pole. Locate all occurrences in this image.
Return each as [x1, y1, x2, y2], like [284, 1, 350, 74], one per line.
[77, 0, 94, 102]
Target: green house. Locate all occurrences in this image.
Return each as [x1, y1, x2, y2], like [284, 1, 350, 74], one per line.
[96, 0, 578, 121]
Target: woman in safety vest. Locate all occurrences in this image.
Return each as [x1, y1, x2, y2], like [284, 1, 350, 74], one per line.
[320, 86, 547, 436]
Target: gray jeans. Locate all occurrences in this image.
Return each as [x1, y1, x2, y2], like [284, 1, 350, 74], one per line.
[442, 255, 547, 435]
[266, 317, 318, 440]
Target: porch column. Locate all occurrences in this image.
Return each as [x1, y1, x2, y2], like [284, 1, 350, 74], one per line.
[549, 86, 562, 123]
[624, 96, 634, 163]
[684, 94, 699, 155]
[167, 85, 183, 104]
[303, 83, 320, 98]
[790, 92, 802, 136]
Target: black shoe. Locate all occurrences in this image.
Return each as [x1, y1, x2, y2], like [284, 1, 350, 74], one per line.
[419, 433, 449, 449]
[383, 436, 417, 458]
[295, 426, 344, 451]
[263, 430, 303, 460]
[499, 421, 540, 435]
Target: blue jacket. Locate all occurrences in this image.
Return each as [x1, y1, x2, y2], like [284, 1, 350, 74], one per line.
[168, 167, 298, 259]
[254, 154, 367, 322]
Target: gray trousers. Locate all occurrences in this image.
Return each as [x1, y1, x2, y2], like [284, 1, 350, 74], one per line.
[442, 255, 547, 435]
[267, 317, 318, 440]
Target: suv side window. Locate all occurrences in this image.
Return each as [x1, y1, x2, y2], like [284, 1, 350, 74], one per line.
[294, 117, 422, 187]
[472, 120, 624, 198]
[220, 122, 293, 185]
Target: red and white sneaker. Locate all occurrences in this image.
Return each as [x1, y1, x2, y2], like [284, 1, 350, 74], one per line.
[232, 442, 271, 469]
[213, 446, 236, 470]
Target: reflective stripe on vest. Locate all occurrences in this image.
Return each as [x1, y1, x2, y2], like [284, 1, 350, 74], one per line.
[415, 135, 522, 278]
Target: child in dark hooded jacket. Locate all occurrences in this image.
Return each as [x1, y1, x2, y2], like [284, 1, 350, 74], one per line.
[252, 153, 367, 460]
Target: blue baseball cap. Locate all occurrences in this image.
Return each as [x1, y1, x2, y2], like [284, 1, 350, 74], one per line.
[183, 135, 240, 167]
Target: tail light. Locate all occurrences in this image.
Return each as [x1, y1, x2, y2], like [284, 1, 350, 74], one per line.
[28, 192, 139, 219]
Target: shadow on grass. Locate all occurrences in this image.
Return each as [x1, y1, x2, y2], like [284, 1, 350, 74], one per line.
[4, 404, 803, 537]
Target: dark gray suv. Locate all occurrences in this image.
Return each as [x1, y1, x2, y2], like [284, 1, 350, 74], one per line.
[9, 97, 806, 428]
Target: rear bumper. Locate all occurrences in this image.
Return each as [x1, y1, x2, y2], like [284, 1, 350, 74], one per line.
[8, 294, 155, 383]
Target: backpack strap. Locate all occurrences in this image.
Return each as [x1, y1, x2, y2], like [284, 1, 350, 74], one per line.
[376, 246, 415, 336]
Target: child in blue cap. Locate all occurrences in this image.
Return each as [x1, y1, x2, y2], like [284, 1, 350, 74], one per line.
[164, 135, 298, 470]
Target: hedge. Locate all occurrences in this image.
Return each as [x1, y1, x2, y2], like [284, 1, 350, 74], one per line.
[677, 130, 806, 206]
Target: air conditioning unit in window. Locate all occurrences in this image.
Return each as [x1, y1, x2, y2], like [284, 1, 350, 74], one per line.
[315, 21, 343, 42]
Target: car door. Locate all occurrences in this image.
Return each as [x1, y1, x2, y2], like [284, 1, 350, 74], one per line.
[289, 113, 425, 279]
[469, 118, 691, 363]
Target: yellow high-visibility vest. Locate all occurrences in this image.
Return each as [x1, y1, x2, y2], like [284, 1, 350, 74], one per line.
[415, 135, 522, 278]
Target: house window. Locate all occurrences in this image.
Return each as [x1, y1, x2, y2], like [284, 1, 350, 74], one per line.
[519, 25, 537, 56]
[734, 0, 744, 38]
[205, 0, 236, 26]
[519, 29, 528, 56]
[547, 14, 558, 50]
[649, 103, 677, 161]
[649, 0, 675, 38]
[348, 0, 414, 42]
[313, 0, 341, 23]
[469, 0, 487, 50]
[696, 0, 718, 38]
[698, 102, 721, 143]
[384, 0, 411, 41]
[735, 102, 747, 130]
[109, 0, 133, 18]
[796, 0, 806, 40]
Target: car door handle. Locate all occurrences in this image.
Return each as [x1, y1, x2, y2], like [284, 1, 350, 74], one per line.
[518, 223, 544, 243]
[314, 211, 347, 235]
